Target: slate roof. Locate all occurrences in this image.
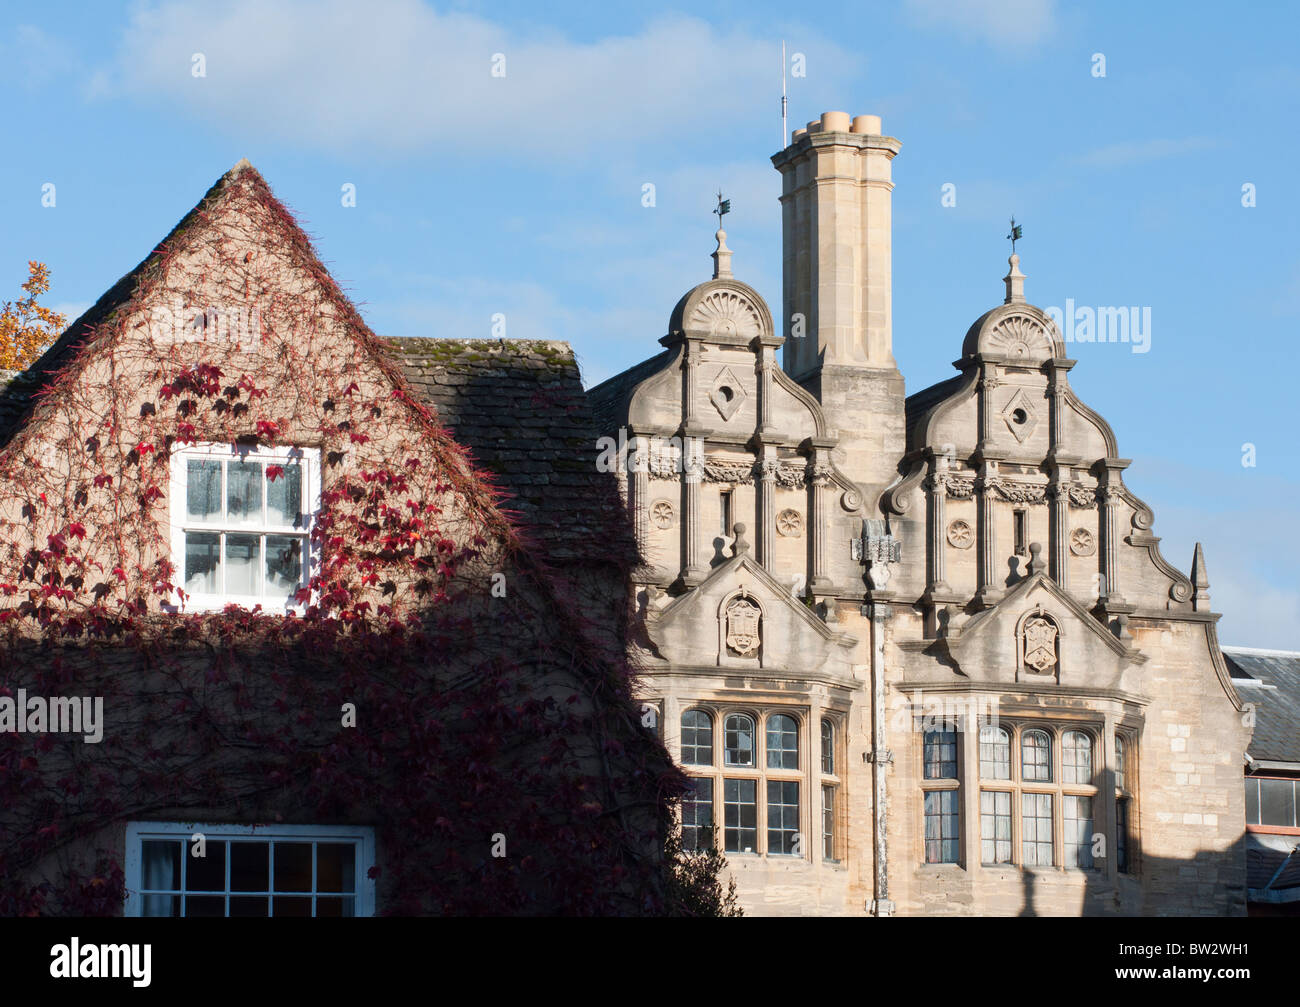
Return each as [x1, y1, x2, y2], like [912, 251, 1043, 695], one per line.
[1247, 843, 1300, 893]
[1223, 647, 1300, 765]
[384, 337, 634, 566]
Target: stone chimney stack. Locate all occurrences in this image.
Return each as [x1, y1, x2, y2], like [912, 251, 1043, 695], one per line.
[771, 112, 906, 509]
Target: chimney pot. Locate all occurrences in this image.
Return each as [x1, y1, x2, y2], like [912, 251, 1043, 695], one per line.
[851, 114, 882, 135]
[820, 110, 851, 133]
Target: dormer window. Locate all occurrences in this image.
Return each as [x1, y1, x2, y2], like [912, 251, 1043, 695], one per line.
[169, 443, 320, 612]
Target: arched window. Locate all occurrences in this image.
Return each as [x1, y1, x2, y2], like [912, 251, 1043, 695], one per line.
[979, 725, 1011, 780]
[1021, 729, 1052, 782]
[723, 714, 755, 767]
[766, 714, 799, 770]
[680, 710, 713, 766]
[820, 719, 835, 775]
[1062, 731, 1093, 784]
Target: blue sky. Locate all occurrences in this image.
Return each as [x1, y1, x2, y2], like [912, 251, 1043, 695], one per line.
[2, 0, 1297, 646]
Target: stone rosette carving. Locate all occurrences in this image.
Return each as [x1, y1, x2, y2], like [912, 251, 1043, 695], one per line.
[725, 597, 761, 657]
[776, 508, 803, 538]
[649, 499, 675, 530]
[946, 519, 974, 549]
[1069, 527, 1096, 557]
[1022, 615, 1058, 674]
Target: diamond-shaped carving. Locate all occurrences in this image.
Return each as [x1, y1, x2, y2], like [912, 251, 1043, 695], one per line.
[709, 366, 747, 421]
[1001, 387, 1038, 443]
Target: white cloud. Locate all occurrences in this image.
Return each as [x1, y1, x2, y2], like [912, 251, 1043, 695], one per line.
[903, 0, 1056, 47]
[1077, 137, 1218, 168]
[103, 0, 853, 159]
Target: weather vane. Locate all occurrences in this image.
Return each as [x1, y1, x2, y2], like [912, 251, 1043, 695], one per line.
[714, 190, 731, 228]
[1006, 216, 1023, 254]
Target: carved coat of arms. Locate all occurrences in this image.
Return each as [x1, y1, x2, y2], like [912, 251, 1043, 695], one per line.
[726, 598, 761, 657]
[1023, 615, 1058, 673]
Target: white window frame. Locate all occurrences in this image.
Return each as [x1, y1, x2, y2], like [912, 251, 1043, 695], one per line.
[168, 442, 321, 613]
[123, 821, 376, 917]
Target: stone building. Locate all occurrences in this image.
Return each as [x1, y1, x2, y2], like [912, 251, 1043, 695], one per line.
[589, 111, 1251, 916]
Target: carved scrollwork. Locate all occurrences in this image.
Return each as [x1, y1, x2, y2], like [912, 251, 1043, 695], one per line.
[987, 478, 1048, 504]
[809, 464, 835, 487]
[1066, 484, 1097, 508]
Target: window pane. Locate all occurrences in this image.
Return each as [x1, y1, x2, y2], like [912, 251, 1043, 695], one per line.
[681, 777, 713, 852]
[821, 719, 834, 775]
[185, 895, 225, 917]
[1064, 795, 1095, 868]
[316, 897, 355, 917]
[1260, 779, 1297, 827]
[317, 844, 356, 893]
[767, 780, 800, 855]
[980, 790, 1012, 864]
[229, 896, 268, 917]
[186, 460, 222, 521]
[1022, 730, 1051, 782]
[923, 790, 960, 863]
[1114, 736, 1126, 792]
[924, 729, 957, 779]
[142, 894, 179, 917]
[1063, 731, 1093, 785]
[188, 840, 226, 892]
[822, 785, 835, 860]
[1021, 793, 1053, 866]
[724, 779, 757, 853]
[226, 461, 263, 525]
[1116, 798, 1130, 873]
[680, 710, 713, 766]
[225, 534, 260, 596]
[1245, 778, 1260, 825]
[142, 840, 181, 891]
[766, 714, 798, 770]
[230, 841, 268, 892]
[272, 896, 312, 917]
[723, 714, 754, 767]
[184, 532, 221, 594]
[979, 726, 1010, 780]
[273, 842, 313, 892]
[266, 462, 303, 527]
[264, 535, 303, 599]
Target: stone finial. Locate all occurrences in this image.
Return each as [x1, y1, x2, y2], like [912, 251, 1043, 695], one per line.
[1003, 253, 1026, 304]
[1027, 541, 1046, 576]
[732, 522, 750, 554]
[712, 228, 733, 279]
[1191, 542, 1211, 611]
